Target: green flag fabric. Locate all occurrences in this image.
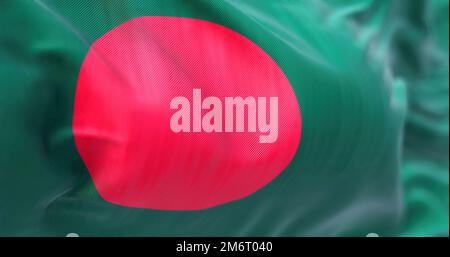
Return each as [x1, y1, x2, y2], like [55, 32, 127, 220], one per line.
[0, 0, 448, 236]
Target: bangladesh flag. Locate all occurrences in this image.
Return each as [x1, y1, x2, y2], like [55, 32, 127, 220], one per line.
[0, 0, 448, 236]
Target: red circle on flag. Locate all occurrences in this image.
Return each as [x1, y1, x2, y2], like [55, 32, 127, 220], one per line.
[73, 17, 301, 210]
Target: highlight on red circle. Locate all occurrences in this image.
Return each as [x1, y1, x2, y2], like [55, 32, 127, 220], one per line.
[73, 16, 301, 210]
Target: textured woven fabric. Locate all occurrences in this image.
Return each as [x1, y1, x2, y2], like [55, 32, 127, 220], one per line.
[0, 0, 447, 236]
